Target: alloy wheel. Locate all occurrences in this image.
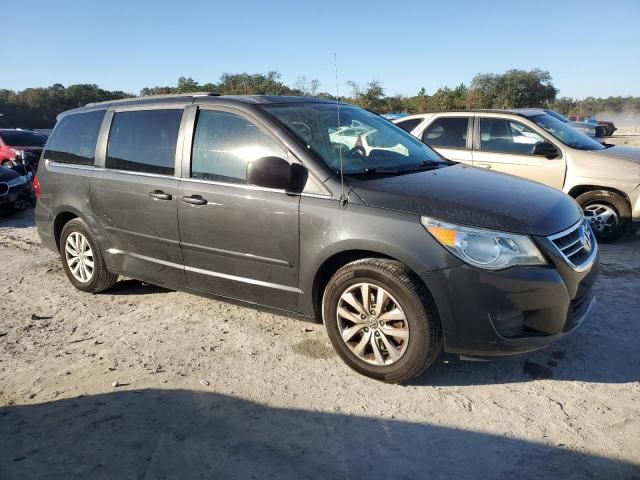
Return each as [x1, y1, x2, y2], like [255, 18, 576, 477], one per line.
[65, 232, 94, 283]
[584, 203, 619, 234]
[336, 282, 409, 366]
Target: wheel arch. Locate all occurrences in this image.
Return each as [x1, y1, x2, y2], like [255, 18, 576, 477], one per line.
[310, 248, 436, 323]
[51, 206, 100, 252]
[567, 184, 631, 204]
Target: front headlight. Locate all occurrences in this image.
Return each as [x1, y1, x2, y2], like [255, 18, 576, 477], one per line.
[7, 176, 27, 187]
[421, 216, 547, 270]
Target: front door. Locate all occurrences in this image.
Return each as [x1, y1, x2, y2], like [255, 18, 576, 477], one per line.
[472, 117, 566, 189]
[177, 107, 300, 311]
[91, 108, 186, 285]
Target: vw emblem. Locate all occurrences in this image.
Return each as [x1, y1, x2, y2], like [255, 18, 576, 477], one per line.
[580, 224, 593, 253]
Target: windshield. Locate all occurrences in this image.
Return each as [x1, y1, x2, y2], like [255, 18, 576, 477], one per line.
[0, 130, 47, 147]
[543, 109, 569, 123]
[263, 103, 446, 174]
[529, 114, 605, 151]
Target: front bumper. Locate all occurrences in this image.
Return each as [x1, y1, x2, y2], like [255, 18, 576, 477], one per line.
[421, 243, 599, 357]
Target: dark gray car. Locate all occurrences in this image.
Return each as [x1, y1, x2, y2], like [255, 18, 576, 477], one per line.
[35, 94, 599, 383]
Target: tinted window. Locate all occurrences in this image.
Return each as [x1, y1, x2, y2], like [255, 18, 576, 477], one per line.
[0, 130, 48, 147]
[106, 109, 182, 175]
[422, 117, 469, 148]
[479, 118, 544, 154]
[394, 118, 421, 133]
[44, 111, 105, 165]
[191, 110, 287, 184]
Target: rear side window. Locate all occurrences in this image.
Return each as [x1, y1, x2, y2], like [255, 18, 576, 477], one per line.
[422, 117, 469, 148]
[44, 110, 105, 165]
[395, 118, 422, 133]
[106, 109, 182, 175]
[191, 110, 286, 184]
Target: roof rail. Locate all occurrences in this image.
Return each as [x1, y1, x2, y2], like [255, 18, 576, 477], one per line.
[85, 92, 220, 107]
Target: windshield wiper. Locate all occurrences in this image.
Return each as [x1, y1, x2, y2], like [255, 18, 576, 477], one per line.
[358, 160, 444, 176]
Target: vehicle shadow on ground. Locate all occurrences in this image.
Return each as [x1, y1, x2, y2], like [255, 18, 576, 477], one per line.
[0, 208, 35, 228]
[1, 390, 637, 480]
[106, 279, 171, 296]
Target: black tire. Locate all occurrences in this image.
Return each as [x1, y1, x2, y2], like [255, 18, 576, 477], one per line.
[575, 189, 631, 242]
[322, 258, 442, 384]
[59, 218, 118, 293]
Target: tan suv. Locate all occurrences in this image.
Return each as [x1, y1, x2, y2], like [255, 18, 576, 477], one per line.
[395, 109, 640, 241]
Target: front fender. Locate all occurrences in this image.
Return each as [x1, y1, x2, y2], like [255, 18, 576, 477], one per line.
[298, 197, 462, 316]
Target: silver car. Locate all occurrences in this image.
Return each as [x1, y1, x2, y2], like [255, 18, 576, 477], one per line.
[395, 110, 640, 241]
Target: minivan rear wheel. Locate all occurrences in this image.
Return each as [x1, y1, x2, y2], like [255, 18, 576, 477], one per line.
[322, 258, 442, 384]
[60, 218, 118, 293]
[576, 190, 631, 242]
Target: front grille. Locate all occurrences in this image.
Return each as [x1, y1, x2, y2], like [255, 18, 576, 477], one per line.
[548, 219, 597, 271]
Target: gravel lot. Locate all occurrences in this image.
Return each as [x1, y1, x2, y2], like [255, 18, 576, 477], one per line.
[1, 209, 638, 479]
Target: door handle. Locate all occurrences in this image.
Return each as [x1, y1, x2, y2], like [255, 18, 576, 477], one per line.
[182, 195, 208, 206]
[149, 190, 172, 200]
[475, 162, 492, 169]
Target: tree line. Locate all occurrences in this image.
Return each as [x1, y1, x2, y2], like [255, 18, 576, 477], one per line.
[2, 69, 640, 128]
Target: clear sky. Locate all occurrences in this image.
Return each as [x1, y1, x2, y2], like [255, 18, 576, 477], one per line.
[5, 0, 639, 98]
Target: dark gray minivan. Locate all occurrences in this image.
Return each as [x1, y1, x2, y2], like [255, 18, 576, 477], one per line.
[35, 94, 599, 383]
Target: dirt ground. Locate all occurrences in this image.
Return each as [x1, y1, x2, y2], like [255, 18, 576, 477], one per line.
[606, 128, 640, 148]
[0, 209, 638, 479]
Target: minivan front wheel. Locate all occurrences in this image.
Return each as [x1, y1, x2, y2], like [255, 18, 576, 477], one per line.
[60, 218, 118, 293]
[576, 190, 631, 242]
[323, 258, 442, 384]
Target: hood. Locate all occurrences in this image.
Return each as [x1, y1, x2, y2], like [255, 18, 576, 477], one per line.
[571, 146, 640, 183]
[350, 164, 582, 236]
[591, 145, 640, 164]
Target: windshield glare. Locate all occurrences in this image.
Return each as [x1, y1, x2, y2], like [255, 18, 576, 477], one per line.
[263, 104, 445, 174]
[530, 114, 605, 151]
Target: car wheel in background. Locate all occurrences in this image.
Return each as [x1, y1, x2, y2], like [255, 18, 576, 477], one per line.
[322, 258, 442, 384]
[59, 218, 118, 293]
[576, 190, 631, 242]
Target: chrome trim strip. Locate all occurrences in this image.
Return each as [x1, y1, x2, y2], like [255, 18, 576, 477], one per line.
[179, 177, 287, 194]
[180, 241, 293, 267]
[106, 249, 301, 293]
[47, 160, 332, 198]
[46, 159, 98, 171]
[102, 168, 179, 180]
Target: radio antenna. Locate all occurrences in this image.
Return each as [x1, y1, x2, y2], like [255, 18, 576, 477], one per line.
[334, 53, 346, 206]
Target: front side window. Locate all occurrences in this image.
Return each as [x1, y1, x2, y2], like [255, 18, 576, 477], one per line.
[191, 110, 287, 184]
[106, 109, 183, 175]
[44, 111, 105, 165]
[422, 117, 469, 149]
[263, 103, 445, 176]
[479, 118, 545, 155]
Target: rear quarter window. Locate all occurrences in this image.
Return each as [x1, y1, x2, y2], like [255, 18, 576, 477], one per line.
[44, 110, 106, 165]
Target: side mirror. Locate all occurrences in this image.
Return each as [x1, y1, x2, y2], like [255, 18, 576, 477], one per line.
[532, 142, 559, 159]
[246, 156, 306, 192]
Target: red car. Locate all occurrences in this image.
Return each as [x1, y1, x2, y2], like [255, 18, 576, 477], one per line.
[0, 129, 48, 167]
